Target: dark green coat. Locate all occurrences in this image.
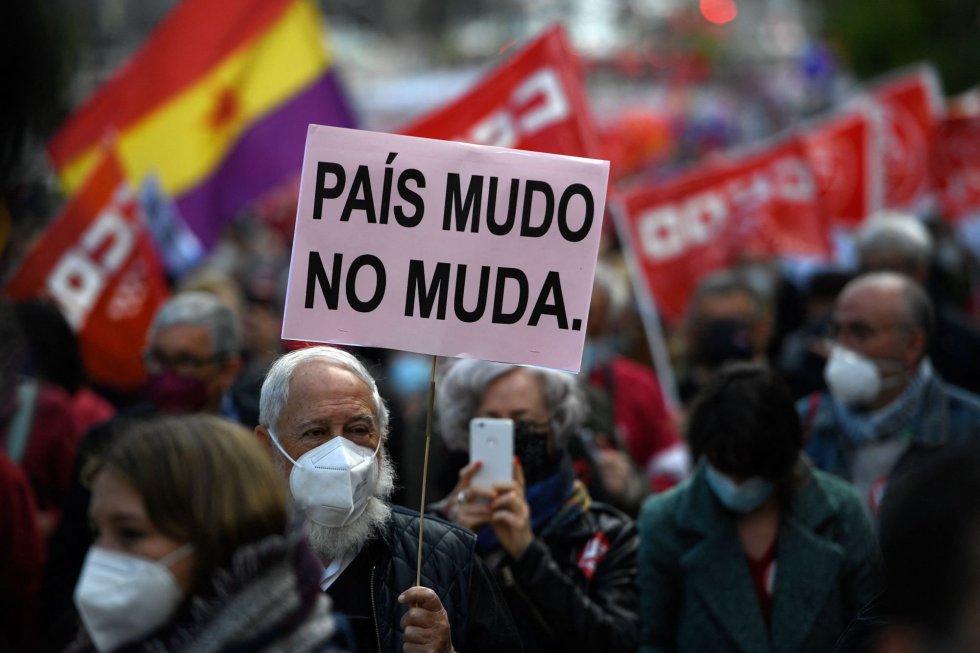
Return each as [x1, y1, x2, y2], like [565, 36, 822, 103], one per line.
[638, 461, 880, 653]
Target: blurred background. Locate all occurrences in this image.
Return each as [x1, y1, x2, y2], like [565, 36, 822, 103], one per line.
[6, 0, 980, 214]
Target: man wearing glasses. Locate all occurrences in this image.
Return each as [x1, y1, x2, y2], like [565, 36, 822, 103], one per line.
[142, 291, 243, 415]
[800, 271, 980, 515]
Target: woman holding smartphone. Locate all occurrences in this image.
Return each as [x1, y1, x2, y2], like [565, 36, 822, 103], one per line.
[433, 359, 639, 653]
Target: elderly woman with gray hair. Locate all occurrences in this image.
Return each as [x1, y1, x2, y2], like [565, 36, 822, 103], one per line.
[433, 359, 640, 653]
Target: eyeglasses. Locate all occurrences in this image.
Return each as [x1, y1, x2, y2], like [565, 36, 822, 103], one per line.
[144, 349, 226, 373]
[828, 320, 912, 342]
[514, 418, 552, 435]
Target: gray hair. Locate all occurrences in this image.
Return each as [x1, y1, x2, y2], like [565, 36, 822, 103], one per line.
[845, 271, 935, 344]
[147, 291, 241, 359]
[687, 269, 769, 326]
[855, 211, 934, 273]
[898, 275, 935, 340]
[259, 346, 389, 438]
[436, 359, 587, 453]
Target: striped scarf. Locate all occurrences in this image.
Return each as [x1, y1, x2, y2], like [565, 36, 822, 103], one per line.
[833, 359, 933, 446]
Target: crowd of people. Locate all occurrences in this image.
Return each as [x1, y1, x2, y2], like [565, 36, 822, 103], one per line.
[3, 205, 980, 653]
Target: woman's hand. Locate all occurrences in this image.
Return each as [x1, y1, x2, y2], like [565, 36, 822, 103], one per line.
[489, 459, 534, 560]
[445, 461, 494, 532]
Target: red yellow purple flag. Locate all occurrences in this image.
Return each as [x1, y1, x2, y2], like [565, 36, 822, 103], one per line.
[47, 0, 356, 248]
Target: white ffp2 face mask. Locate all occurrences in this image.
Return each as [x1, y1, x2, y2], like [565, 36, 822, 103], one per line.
[823, 345, 906, 408]
[824, 346, 881, 407]
[74, 544, 193, 652]
[270, 431, 380, 528]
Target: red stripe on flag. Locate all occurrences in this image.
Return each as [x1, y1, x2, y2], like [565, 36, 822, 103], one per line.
[48, 0, 294, 169]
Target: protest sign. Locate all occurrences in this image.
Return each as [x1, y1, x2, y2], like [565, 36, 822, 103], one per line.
[282, 125, 610, 372]
[4, 150, 169, 390]
[870, 65, 944, 213]
[801, 104, 884, 228]
[618, 136, 828, 322]
[400, 24, 602, 160]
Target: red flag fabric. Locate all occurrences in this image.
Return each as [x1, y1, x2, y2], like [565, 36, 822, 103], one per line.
[600, 108, 677, 181]
[934, 115, 980, 222]
[4, 151, 169, 391]
[801, 104, 884, 228]
[619, 136, 829, 322]
[870, 66, 944, 212]
[400, 25, 602, 160]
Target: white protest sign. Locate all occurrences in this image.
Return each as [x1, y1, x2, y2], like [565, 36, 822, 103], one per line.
[283, 125, 609, 372]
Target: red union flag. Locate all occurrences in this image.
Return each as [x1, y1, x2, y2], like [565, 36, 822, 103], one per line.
[400, 25, 602, 159]
[870, 65, 944, 212]
[801, 104, 884, 228]
[4, 151, 169, 390]
[619, 136, 829, 322]
[934, 115, 980, 221]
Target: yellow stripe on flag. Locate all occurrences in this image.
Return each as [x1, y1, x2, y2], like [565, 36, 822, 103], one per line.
[61, 0, 330, 196]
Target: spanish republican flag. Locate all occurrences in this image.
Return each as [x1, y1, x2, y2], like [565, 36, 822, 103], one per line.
[47, 0, 356, 248]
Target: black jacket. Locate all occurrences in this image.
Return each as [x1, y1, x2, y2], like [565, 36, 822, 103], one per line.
[328, 505, 521, 653]
[487, 499, 639, 653]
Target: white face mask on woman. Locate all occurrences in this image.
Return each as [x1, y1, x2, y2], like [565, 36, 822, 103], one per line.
[269, 431, 381, 528]
[74, 543, 193, 652]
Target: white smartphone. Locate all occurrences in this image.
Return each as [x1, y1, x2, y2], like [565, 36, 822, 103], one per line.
[469, 417, 514, 490]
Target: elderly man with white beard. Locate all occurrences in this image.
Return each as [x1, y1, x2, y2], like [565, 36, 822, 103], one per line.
[255, 346, 521, 653]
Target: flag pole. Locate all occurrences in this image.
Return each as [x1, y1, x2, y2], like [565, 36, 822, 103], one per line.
[415, 355, 438, 586]
[608, 202, 680, 409]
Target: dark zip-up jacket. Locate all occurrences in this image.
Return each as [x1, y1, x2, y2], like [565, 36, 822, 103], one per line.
[328, 505, 521, 653]
[487, 500, 639, 653]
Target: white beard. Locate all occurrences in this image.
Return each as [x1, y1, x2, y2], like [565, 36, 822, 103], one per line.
[302, 447, 396, 562]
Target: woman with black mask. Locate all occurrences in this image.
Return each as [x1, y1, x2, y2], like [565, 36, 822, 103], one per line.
[432, 360, 639, 653]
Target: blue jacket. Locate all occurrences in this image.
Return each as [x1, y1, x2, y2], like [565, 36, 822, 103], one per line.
[800, 373, 980, 485]
[638, 462, 880, 653]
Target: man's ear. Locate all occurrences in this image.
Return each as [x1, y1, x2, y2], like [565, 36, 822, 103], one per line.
[255, 424, 274, 452]
[904, 328, 928, 368]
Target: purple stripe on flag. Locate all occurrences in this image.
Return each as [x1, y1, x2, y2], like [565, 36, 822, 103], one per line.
[176, 70, 356, 247]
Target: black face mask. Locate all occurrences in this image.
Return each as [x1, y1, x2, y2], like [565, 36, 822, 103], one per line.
[694, 318, 755, 369]
[515, 422, 561, 486]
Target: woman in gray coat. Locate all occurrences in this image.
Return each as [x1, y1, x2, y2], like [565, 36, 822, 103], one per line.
[638, 363, 880, 653]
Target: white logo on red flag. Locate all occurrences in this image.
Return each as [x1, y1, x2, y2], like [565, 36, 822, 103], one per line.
[400, 25, 601, 160]
[801, 104, 884, 228]
[870, 65, 944, 212]
[934, 116, 980, 221]
[620, 136, 830, 322]
[4, 151, 169, 391]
